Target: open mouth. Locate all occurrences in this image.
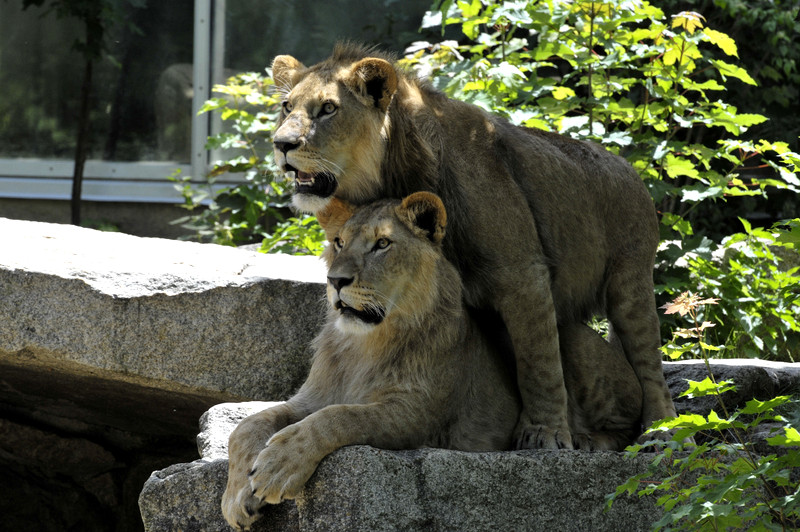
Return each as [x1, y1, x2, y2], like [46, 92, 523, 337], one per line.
[286, 165, 338, 198]
[334, 300, 385, 325]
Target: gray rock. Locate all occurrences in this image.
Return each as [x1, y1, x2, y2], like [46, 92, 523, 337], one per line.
[140, 444, 662, 532]
[139, 459, 300, 532]
[141, 359, 800, 532]
[665, 359, 800, 416]
[197, 402, 282, 460]
[0, 218, 326, 532]
[301, 447, 663, 532]
[0, 217, 327, 401]
[140, 402, 664, 532]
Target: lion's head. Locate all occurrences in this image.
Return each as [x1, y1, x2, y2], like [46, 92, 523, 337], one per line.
[271, 44, 400, 213]
[318, 191, 449, 335]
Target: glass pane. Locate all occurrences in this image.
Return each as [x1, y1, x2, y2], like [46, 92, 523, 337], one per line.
[208, 0, 433, 165]
[0, 0, 194, 162]
[222, 0, 433, 73]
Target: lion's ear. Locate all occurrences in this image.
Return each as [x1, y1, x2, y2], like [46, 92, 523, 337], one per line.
[397, 192, 447, 244]
[272, 55, 305, 90]
[317, 198, 356, 241]
[347, 58, 398, 112]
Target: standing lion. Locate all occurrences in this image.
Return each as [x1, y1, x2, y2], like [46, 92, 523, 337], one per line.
[268, 43, 677, 450]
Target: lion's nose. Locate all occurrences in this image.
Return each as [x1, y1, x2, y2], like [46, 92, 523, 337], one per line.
[328, 276, 354, 292]
[274, 140, 300, 155]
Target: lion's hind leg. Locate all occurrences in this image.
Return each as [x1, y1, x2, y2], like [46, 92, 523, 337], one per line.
[605, 262, 677, 432]
[560, 323, 643, 452]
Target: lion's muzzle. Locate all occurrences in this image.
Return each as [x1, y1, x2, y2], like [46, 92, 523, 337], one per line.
[291, 169, 338, 198]
[334, 300, 385, 325]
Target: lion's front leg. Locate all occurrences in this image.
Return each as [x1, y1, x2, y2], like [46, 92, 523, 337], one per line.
[249, 402, 428, 505]
[222, 403, 305, 531]
[248, 421, 324, 505]
[499, 263, 573, 450]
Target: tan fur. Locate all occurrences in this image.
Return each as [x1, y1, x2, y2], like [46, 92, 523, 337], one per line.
[222, 193, 521, 530]
[223, 194, 644, 529]
[270, 43, 677, 452]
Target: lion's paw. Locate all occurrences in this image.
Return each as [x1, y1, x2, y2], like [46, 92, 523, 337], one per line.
[513, 420, 573, 450]
[249, 424, 320, 505]
[222, 476, 265, 531]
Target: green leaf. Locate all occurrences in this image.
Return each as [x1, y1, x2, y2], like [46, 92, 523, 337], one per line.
[661, 342, 696, 360]
[680, 378, 736, 398]
[703, 28, 738, 57]
[661, 212, 694, 237]
[552, 86, 575, 100]
[767, 426, 800, 447]
[711, 59, 757, 85]
[732, 113, 768, 128]
[664, 154, 700, 179]
[739, 396, 792, 415]
[198, 97, 229, 115]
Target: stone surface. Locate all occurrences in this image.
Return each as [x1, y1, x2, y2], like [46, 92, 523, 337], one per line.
[0, 216, 326, 400]
[665, 359, 800, 415]
[140, 446, 661, 532]
[298, 447, 661, 532]
[197, 402, 283, 460]
[0, 218, 328, 532]
[140, 361, 800, 532]
[139, 459, 300, 532]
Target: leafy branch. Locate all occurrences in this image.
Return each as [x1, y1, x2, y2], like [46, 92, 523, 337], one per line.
[608, 293, 800, 531]
[171, 72, 325, 255]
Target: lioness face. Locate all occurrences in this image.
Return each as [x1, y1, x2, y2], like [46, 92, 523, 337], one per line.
[322, 195, 446, 335]
[271, 54, 399, 213]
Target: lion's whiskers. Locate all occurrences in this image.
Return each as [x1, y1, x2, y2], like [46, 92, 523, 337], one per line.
[368, 287, 423, 326]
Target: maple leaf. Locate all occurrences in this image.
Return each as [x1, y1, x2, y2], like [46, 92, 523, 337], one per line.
[671, 11, 705, 35]
[660, 292, 719, 316]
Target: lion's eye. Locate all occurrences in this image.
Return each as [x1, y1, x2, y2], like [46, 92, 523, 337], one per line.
[333, 237, 344, 250]
[319, 102, 337, 116]
[282, 101, 293, 114]
[373, 238, 391, 251]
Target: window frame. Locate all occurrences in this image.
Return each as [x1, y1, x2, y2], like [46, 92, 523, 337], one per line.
[0, 0, 231, 205]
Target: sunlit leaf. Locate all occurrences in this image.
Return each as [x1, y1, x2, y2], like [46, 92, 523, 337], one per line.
[703, 28, 737, 57]
[767, 427, 800, 447]
[680, 378, 735, 398]
[664, 154, 700, 179]
[552, 86, 576, 100]
[661, 292, 719, 316]
[711, 59, 757, 85]
[671, 11, 705, 34]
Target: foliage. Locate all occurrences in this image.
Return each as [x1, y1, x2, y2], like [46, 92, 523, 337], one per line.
[659, 218, 800, 361]
[409, 0, 799, 359]
[607, 294, 800, 531]
[172, 72, 325, 255]
[656, 0, 800, 144]
[407, 1, 798, 238]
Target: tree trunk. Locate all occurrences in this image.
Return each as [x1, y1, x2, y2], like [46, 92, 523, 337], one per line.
[71, 57, 93, 226]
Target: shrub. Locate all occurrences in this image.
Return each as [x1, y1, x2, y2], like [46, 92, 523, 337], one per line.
[408, 0, 799, 358]
[607, 293, 800, 531]
[171, 72, 325, 255]
[659, 218, 800, 361]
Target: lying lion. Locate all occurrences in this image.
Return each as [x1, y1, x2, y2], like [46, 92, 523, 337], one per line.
[222, 192, 642, 530]
[269, 43, 678, 450]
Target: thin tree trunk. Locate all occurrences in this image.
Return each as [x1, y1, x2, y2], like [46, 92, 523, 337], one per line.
[71, 57, 93, 226]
